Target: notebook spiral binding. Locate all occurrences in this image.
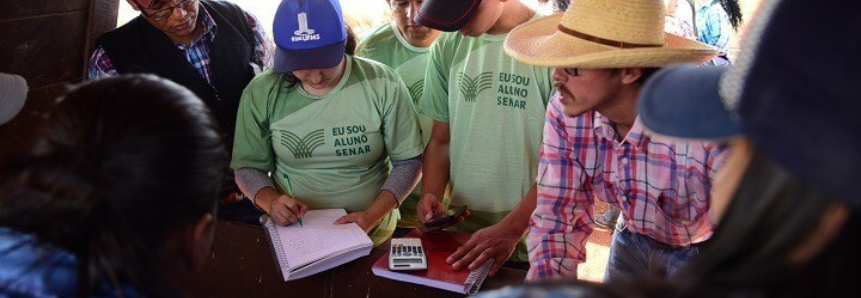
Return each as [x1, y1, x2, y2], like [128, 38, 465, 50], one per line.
[262, 217, 291, 276]
[465, 258, 494, 295]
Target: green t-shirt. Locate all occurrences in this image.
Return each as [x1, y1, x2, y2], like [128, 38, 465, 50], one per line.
[231, 55, 425, 246]
[356, 22, 450, 228]
[419, 14, 553, 262]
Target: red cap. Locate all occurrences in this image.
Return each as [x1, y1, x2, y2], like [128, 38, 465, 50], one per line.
[131, 0, 154, 9]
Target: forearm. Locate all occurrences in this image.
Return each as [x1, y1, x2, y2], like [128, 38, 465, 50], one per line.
[421, 124, 451, 200]
[380, 156, 422, 206]
[234, 167, 274, 201]
[499, 183, 538, 235]
[252, 187, 283, 214]
[526, 191, 592, 281]
[366, 189, 399, 223]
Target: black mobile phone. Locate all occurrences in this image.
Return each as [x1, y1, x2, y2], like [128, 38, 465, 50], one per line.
[423, 205, 468, 229]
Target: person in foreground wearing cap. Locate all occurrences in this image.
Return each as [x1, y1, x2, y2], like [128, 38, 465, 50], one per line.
[476, 0, 861, 296]
[412, 0, 554, 275]
[231, 0, 424, 247]
[356, 0, 444, 231]
[87, 0, 273, 224]
[504, 0, 724, 282]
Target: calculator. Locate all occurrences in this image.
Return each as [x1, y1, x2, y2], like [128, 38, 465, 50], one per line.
[389, 237, 428, 271]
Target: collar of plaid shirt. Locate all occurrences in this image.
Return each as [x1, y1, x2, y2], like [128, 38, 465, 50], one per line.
[174, 4, 218, 49]
[592, 112, 652, 149]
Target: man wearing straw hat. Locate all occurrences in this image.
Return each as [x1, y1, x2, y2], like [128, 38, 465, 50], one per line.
[413, 0, 554, 276]
[504, 0, 726, 281]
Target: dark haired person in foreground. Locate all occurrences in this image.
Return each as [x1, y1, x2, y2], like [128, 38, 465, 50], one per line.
[0, 75, 227, 298]
[479, 0, 861, 296]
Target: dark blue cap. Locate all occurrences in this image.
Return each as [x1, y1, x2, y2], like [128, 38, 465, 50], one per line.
[273, 0, 347, 72]
[638, 0, 861, 205]
[639, 65, 739, 140]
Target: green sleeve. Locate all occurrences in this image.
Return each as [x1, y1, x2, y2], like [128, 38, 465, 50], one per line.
[355, 36, 371, 58]
[355, 23, 385, 59]
[230, 74, 276, 172]
[418, 34, 451, 123]
[381, 74, 425, 161]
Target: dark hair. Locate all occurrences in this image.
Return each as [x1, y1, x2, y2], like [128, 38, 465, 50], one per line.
[0, 75, 227, 298]
[636, 68, 661, 85]
[553, 0, 570, 12]
[720, 0, 743, 31]
[281, 25, 358, 88]
[666, 147, 859, 298]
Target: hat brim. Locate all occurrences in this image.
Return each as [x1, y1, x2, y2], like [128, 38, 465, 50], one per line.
[638, 65, 740, 140]
[504, 14, 720, 69]
[273, 40, 346, 73]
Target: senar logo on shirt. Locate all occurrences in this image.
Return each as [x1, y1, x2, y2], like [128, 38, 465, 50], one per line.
[408, 79, 425, 105]
[281, 129, 325, 159]
[292, 12, 321, 42]
[458, 72, 493, 102]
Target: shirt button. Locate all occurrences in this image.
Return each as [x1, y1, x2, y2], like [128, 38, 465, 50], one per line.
[622, 158, 629, 165]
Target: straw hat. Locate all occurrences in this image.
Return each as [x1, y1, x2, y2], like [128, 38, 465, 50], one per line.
[505, 0, 719, 69]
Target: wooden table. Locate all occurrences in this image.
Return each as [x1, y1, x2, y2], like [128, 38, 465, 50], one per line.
[190, 221, 527, 297]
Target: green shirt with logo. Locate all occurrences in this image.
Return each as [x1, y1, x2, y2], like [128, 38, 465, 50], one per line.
[232, 55, 425, 246]
[419, 14, 553, 262]
[356, 22, 450, 228]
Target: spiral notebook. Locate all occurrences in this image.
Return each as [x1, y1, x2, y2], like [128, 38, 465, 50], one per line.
[263, 209, 373, 281]
[372, 230, 493, 295]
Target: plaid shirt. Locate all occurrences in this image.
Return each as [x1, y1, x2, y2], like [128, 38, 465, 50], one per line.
[526, 96, 726, 281]
[696, 0, 732, 53]
[88, 5, 272, 81]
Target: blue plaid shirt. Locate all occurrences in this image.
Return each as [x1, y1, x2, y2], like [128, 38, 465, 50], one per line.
[696, 0, 732, 53]
[88, 5, 272, 82]
[0, 228, 145, 298]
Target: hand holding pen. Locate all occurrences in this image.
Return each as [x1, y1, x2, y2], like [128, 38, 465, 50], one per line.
[254, 187, 308, 227]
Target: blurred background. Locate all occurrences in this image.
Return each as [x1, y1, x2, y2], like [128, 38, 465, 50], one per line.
[117, 0, 761, 59]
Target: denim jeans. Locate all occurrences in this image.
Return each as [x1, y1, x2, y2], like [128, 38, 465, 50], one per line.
[604, 221, 701, 282]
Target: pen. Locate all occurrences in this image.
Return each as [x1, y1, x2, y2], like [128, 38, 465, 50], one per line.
[298, 218, 303, 227]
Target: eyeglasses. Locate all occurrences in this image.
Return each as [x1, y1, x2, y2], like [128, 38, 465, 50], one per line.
[134, 0, 198, 22]
[563, 68, 580, 77]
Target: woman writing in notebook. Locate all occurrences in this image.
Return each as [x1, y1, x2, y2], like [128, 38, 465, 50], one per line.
[0, 75, 226, 298]
[231, 0, 423, 247]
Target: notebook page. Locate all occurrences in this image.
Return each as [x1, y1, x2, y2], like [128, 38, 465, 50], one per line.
[273, 209, 372, 270]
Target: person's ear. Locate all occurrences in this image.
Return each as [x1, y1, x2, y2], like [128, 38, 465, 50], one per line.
[126, 0, 143, 11]
[620, 68, 644, 85]
[186, 213, 215, 271]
